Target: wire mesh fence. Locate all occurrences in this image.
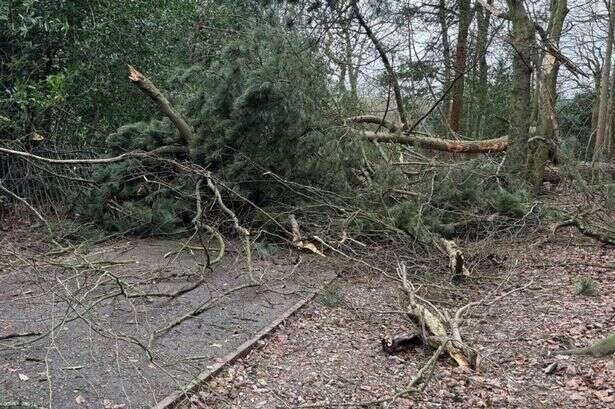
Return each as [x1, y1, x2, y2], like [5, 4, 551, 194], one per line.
[0, 141, 99, 217]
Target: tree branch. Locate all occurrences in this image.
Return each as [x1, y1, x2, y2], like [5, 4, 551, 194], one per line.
[128, 65, 195, 145]
[351, 2, 408, 127]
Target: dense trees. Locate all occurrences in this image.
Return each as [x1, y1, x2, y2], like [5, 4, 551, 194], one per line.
[0, 0, 198, 146]
[1, 0, 614, 234]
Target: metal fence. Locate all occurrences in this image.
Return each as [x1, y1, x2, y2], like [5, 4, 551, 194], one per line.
[0, 142, 99, 217]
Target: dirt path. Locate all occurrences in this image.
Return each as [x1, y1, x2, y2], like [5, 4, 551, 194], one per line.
[180, 232, 614, 408]
[0, 237, 333, 409]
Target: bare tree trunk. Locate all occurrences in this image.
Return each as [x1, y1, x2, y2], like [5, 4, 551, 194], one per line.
[438, 0, 452, 131]
[472, 3, 491, 138]
[594, 0, 615, 162]
[607, 48, 615, 159]
[503, 0, 534, 179]
[450, 0, 472, 134]
[527, 0, 568, 193]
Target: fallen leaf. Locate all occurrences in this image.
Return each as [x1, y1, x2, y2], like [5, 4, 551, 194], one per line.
[75, 394, 86, 405]
[103, 399, 126, 409]
[593, 389, 615, 403]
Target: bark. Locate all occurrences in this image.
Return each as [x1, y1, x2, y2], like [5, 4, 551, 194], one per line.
[450, 0, 472, 134]
[593, 0, 615, 162]
[127, 65, 195, 147]
[441, 238, 471, 277]
[439, 0, 453, 129]
[400, 265, 477, 368]
[360, 130, 509, 153]
[347, 114, 509, 153]
[344, 27, 361, 100]
[607, 49, 615, 158]
[527, 0, 568, 194]
[591, 72, 601, 133]
[0, 145, 188, 165]
[503, 0, 535, 179]
[472, 3, 491, 138]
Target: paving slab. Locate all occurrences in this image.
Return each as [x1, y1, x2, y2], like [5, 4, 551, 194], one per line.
[0, 239, 332, 408]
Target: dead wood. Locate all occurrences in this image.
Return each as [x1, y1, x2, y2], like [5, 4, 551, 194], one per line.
[399, 264, 477, 368]
[289, 214, 325, 257]
[128, 65, 195, 146]
[440, 238, 471, 277]
[547, 212, 615, 246]
[359, 130, 509, 153]
[381, 332, 422, 354]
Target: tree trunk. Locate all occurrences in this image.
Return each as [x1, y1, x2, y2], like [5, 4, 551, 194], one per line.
[593, 0, 614, 162]
[472, 4, 491, 138]
[607, 48, 615, 159]
[527, 0, 567, 194]
[450, 0, 472, 134]
[503, 0, 534, 179]
[438, 0, 452, 131]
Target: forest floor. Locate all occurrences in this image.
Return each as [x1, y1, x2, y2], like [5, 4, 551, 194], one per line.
[180, 230, 615, 409]
[1, 213, 614, 409]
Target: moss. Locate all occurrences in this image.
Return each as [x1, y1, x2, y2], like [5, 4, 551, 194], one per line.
[573, 276, 599, 297]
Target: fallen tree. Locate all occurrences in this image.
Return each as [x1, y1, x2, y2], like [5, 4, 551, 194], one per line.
[347, 115, 509, 153]
[346, 115, 615, 182]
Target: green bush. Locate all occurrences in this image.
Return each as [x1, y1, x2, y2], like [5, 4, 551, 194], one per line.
[492, 188, 529, 218]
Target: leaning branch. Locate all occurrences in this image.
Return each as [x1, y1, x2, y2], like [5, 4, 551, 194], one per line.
[351, 2, 408, 127]
[128, 65, 195, 145]
[0, 145, 187, 165]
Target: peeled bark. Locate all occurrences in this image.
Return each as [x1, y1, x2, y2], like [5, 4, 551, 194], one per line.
[441, 238, 471, 277]
[360, 130, 509, 153]
[399, 265, 477, 368]
[128, 65, 195, 147]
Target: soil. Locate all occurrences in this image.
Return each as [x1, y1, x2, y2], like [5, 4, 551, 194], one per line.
[1, 220, 614, 409]
[179, 230, 615, 409]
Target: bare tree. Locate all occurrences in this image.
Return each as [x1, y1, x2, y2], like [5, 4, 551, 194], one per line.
[594, 0, 615, 161]
[450, 0, 474, 134]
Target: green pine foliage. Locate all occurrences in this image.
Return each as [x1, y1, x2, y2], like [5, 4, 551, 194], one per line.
[186, 27, 361, 204]
[81, 159, 196, 235]
[80, 22, 363, 234]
